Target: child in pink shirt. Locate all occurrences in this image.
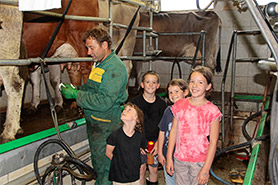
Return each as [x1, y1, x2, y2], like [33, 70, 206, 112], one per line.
[166, 66, 222, 185]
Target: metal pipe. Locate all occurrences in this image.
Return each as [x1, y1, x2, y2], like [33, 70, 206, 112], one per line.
[235, 57, 269, 62]
[158, 32, 202, 36]
[149, 11, 153, 50]
[114, 0, 159, 12]
[230, 31, 238, 132]
[27, 10, 110, 23]
[221, 31, 236, 148]
[113, 23, 153, 32]
[120, 56, 203, 61]
[0, 57, 93, 65]
[0, 0, 17, 6]
[245, 0, 278, 69]
[155, 36, 159, 51]
[143, 30, 146, 57]
[136, 32, 158, 38]
[201, 31, 206, 66]
[0, 56, 207, 65]
[109, 0, 113, 39]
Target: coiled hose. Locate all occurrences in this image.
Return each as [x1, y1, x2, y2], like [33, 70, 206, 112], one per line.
[34, 139, 97, 185]
[210, 110, 270, 185]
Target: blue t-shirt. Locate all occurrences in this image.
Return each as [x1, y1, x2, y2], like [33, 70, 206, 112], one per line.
[158, 106, 175, 159]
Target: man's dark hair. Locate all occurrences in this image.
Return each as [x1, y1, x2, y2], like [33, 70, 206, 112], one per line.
[83, 26, 112, 49]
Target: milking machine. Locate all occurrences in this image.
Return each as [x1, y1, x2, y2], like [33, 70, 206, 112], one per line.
[31, 0, 97, 184]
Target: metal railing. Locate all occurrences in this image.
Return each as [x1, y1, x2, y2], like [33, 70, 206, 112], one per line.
[0, 0, 209, 72]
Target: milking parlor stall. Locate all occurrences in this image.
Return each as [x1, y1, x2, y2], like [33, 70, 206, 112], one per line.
[0, 0, 278, 184]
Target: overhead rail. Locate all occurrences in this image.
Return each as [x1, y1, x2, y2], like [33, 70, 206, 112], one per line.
[135, 29, 207, 70]
[0, 56, 205, 65]
[0, 0, 208, 72]
[25, 10, 111, 23]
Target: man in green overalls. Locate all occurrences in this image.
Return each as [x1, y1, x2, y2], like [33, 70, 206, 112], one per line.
[61, 26, 128, 185]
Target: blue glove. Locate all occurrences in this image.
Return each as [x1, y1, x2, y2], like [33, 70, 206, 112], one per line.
[61, 83, 78, 99]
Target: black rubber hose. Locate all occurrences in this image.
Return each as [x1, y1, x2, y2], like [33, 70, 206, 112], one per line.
[63, 156, 97, 181]
[34, 139, 92, 185]
[41, 166, 56, 184]
[242, 109, 270, 141]
[196, 0, 215, 11]
[170, 61, 182, 80]
[242, 111, 262, 141]
[210, 135, 269, 184]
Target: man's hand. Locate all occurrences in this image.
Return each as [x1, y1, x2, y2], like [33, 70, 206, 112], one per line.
[61, 83, 78, 99]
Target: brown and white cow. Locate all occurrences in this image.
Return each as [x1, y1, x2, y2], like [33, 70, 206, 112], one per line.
[23, 0, 99, 112]
[25, 0, 140, 112]
[98, 0, 140, 78]
[133, 10, 222, 81]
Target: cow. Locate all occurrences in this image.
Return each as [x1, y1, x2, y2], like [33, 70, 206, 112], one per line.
[25, 0, 141, 112]
[133, 10, 222, 83]
[0, 0, 99, 142]
[98, 0, 140, 83]
[0, 4, 29, 142]
[60, 0, 140, 105]
[23, 0, 99, 112]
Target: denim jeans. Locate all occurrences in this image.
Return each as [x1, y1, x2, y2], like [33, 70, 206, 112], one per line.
[163, 165, 175, 185]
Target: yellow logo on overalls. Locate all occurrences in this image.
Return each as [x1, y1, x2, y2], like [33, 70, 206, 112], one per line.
[89, 67, 105, 83]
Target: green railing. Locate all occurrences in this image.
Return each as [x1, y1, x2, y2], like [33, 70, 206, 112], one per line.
[243, 96, 270, 184]
[234, 94, 265, 101]
[0, 118, 86, 154]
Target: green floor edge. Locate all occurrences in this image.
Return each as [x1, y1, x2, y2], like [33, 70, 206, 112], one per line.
[0, 118, 86, 154]
[243, 96, 270, 185]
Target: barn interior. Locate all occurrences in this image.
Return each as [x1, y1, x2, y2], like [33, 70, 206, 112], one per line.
[0, 0, 277, 184]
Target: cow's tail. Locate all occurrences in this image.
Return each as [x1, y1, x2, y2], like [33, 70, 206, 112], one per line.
[216, 19, 222, 73]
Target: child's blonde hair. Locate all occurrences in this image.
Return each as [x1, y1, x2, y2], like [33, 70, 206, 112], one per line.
[124, 102, 144, 133]
[188, 65, 213, 98]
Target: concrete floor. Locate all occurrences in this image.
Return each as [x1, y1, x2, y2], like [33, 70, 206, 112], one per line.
[59, 152, 245, 185]
[4, 89, 269, 184]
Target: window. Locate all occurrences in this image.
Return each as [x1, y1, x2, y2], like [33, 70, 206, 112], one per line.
[257, 0, 278, 5]
[160, 0, 278, 11]
[161, 0, 213, 11]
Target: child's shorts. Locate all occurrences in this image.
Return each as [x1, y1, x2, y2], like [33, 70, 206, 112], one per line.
[113, 179, 140, 185]
[140, 154, 159, 167]
[175, 159, 206, 185]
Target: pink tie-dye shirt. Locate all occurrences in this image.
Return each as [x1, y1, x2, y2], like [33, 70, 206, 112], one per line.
[171, 98, 222, 162]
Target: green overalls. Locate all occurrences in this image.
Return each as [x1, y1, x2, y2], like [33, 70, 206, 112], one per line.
[76, 51, 128, 185]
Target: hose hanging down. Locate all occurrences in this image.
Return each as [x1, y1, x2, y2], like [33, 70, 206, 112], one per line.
[33, 0, 97, 184]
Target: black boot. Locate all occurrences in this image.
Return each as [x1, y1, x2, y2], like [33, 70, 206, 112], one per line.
[146, 179, 158, 185]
